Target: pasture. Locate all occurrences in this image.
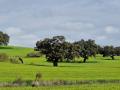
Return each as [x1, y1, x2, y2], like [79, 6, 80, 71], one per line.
[0, 46, 120, 89]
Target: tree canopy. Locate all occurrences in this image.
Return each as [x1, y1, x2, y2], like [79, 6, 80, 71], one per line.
[35, 36, 120, 66]
[35, 36, 99, 66]
[0, 31, 9, 46]
[35, 36, 66, 66]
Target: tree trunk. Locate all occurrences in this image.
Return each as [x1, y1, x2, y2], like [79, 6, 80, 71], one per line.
[53, 61, 58, 67]
[19, 57, 24, 64]
[83, 58, 86, 63]
[111, 55, 115, 60]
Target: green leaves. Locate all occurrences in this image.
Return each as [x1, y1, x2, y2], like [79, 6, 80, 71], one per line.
[35, 36, 100, 64]
[0, 31, 9, 46]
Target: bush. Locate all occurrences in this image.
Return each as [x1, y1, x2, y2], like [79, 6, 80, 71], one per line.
[32, 72, 42, 87]
[10, 56, 23, 64]
[35, 72, 42, 81]
[0, 53, 8, 62]
[27, 52, 41, 57]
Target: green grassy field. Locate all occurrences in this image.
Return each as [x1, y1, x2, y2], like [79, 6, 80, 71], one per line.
[0, 46, 33, 57]
[0, 46, 120, 89]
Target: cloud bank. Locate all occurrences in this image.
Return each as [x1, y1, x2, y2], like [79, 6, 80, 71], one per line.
[0, 0, 120, 47]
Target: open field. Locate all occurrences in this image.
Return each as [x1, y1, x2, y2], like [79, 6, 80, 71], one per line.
[0, 46, 120, 89]
[0, 46, 33, 57]
[0, 57, 120, 82]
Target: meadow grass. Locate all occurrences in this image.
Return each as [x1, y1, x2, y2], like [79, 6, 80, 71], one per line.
[0, 56, 120, 82]
[0, 46, 33, 57]
[0, 46, 120, 89]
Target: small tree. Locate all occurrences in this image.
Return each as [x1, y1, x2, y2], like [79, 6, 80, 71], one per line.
[74, 39, 98, 62]
[102, 46, 115, 60]
[0, 31, 9, 46]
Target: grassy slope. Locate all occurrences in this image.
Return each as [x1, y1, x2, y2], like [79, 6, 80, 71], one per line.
[0, 46, 33, 57]
[0, 46, 120, 89]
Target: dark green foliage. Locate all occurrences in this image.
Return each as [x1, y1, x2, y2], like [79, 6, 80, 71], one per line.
[35, 36, 99, 64]
[0, 31, 9, 46]
[35, 35, 120, 64]
[102, 46, 115, 60]
[114, 47, 120, 56]
[98, 46, 120, 60]
[35, 36, 66, 67]
[97, 45, 104, 54]
[64, 42, 77, 62]
[74, 39, 98, 62]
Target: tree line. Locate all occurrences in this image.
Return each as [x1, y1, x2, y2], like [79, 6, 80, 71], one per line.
[35, 36, 120, 67]
[0, 31, 120, 67]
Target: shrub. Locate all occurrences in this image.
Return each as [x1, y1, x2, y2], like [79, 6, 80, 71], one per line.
[10, 56, 23, 64]
[0, 53, 8, 62]
[27, 52, 41, 57]
[32, 72, 42, 87]
[35, 72, 42, 81]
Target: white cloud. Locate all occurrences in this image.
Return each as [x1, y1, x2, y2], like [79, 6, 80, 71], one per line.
[20, 34, 39, 44]
[96, 36, 107, 40]
[105, 26, 119, 34]
[3, 27, 38, 47]
[4, 27, 23, 35]
[0, 0, 120, 47]
[20, 34, 38, 40]
[56, 22, 95, 31]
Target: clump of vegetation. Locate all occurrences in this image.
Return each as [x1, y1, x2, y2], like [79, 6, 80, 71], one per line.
[0, 53, 8, 62]
[35, 72, 42, 81]
[27, 52, 41, 58]
[10, 56, 24, 64]
[32, 72, 42, 87]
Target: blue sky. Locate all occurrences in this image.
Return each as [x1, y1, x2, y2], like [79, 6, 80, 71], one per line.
[0, 0, 120, 47]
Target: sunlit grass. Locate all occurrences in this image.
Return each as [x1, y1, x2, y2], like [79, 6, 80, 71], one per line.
[0, 46, 120, 89]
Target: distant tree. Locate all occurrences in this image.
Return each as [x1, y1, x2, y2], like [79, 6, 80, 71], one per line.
[102, 46, 115, 60]
[114, 47, 120, 56]
[35, 35, 120, 64]
[74, 39, 98, 62]
[0, 31, 9, 46]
